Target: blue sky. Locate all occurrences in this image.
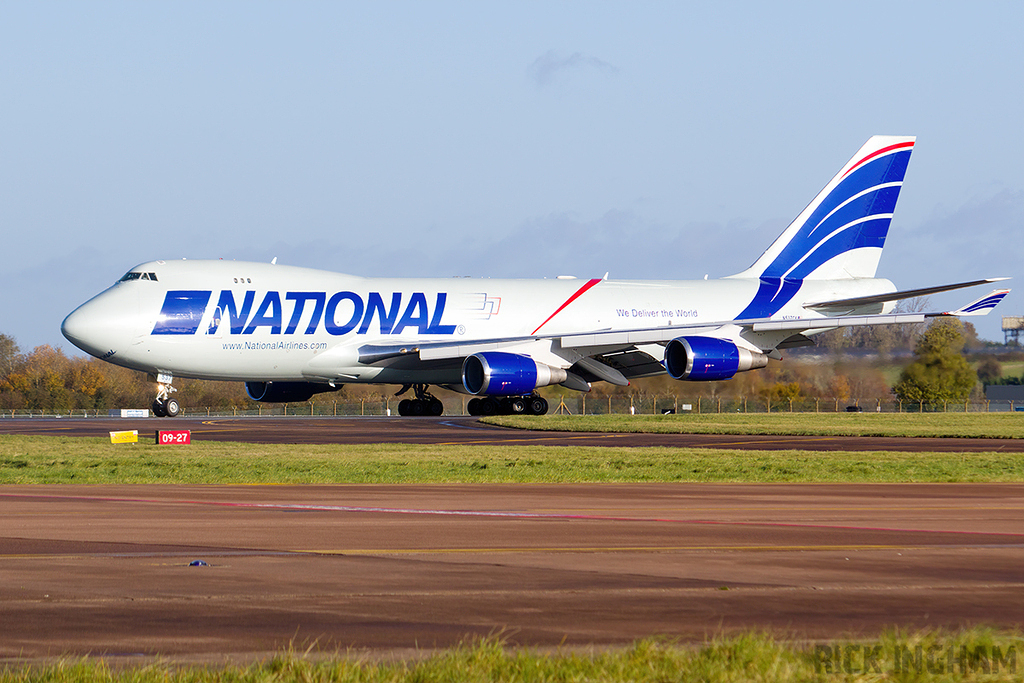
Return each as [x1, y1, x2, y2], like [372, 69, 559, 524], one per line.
[2, 1, 1021, 350]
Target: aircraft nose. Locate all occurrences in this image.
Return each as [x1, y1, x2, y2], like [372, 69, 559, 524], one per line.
[62, 289, 140, 359]
[62, 301, 112, 358]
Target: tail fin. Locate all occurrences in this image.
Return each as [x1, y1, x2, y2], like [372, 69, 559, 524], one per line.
[733, 136, 915, 282]
[730, 135, 915, 319]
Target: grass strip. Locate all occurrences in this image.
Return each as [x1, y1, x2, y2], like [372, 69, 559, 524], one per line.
[3, 630, 1023, 682]
[2, 435, 1023, 484]
[485, 412, 1024, 438]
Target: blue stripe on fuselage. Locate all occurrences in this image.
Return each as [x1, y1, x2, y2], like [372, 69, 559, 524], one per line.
[155, 290, 457, 337]
[152, 291, 212, 335]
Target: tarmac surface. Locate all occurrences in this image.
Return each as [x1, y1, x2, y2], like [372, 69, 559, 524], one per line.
[1, 483, 1023, 661]
[1, 418, 1023, 661]
[3, 415, 1024, 451]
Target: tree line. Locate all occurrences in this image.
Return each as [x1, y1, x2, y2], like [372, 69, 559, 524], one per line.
[0, 334, 252, 411]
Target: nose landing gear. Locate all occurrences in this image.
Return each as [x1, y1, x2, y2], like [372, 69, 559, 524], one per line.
[149, 373, 181, 418]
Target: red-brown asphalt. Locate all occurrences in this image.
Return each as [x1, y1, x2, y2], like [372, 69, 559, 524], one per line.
[2, 415, 1023, 451]
[2, 418, 1024, 661]
[1, 483, 1023, 661]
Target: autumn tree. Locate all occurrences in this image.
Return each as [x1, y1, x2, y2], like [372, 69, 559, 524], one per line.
[21, 345, 73, 410]
[0, 334, 20, 376]
[0, 332, 255, 411]
[0, 334, 27, 409]
[827, 374, 851, 401]
[976, 357, 1003, 384]
[760, 381, 801, 404]
[892, 318, 977, 406]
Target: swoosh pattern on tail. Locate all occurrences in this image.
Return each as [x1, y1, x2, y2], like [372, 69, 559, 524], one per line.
[734, 137, 914, 320]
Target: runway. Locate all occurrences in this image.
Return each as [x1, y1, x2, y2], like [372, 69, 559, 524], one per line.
[2, 418, 1023, 660]
[2, 415, 1023, 451]
[2, 483, 1024, 659]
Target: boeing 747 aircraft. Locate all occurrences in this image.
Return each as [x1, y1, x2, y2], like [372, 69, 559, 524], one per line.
[62, 136, 1010, 417]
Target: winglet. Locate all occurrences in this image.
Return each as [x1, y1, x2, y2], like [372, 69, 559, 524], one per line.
[938, 289, 1011, 317]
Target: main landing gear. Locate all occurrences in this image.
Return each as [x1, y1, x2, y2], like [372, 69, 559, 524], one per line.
[393, 384, 550, 417]
[395, 383, 444, 416]
[150, 373, 181, 418]
[467, 395, 548, 416]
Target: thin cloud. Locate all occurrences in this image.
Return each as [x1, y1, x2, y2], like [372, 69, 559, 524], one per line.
[528, 50, 619, 88]
[894, 188, 1023, 278]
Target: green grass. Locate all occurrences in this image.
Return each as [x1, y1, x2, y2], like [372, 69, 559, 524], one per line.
[2, 435, 1023, 484]
[485, 412, 1024, 438]
[999, 360, 1024, 379]
[3, 630, 1022, 682]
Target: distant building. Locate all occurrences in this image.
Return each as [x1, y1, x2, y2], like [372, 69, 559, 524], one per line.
[1004, 316, 1024, 345]
[985, 385, 1024, 411]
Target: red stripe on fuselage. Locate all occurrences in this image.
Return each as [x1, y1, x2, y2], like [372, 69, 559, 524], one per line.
[531, 278, 602, 335]
[841, 140, 914, 179]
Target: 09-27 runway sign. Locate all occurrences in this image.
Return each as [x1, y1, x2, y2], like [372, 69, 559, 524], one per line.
[155, 430, 191, 445]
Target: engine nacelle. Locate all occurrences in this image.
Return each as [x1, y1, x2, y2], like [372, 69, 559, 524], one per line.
[664, 337, 768, 381]
[245, 381, 340, 403]
[462, 352, 568, 396]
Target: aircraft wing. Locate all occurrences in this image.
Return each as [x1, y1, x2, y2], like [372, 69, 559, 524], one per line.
[362, 285, 1010, 360]
[354, 285, 1011, 387]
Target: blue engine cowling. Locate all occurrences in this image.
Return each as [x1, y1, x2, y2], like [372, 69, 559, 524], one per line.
[664, 337, 768, 381]
[462, 352, 568, 396]
[245, 381, 340, 403]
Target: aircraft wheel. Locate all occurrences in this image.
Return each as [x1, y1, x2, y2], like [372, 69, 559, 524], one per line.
[510, 398, 527, 414]
[408, 399, 425, 416]
[152, 399, 167, 418]
[164, 398, 181, 418]
[478, 397, 498, 416]
[398, 399, 411, 416]
[428, 399, 443, 416]
[529, 397, 548, 415]
[467, 398, 481, 416]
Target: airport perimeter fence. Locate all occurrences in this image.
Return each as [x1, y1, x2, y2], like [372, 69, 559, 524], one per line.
[2, 396, 1022, 419]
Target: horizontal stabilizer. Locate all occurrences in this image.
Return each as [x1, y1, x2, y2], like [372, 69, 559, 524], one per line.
[805, 278, 1010, 312]
[932, 288, 1011, 317]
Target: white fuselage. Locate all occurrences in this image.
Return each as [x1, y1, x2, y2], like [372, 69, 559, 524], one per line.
[62, 259, 895, 387]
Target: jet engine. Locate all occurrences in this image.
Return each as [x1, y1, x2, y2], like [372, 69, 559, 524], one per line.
[245, 381, 341, 403]
[664, 337, 768, 381]
[462, 352, 568, 396]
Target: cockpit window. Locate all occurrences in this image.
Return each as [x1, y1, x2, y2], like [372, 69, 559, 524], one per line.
[119, 272, 159, 282]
